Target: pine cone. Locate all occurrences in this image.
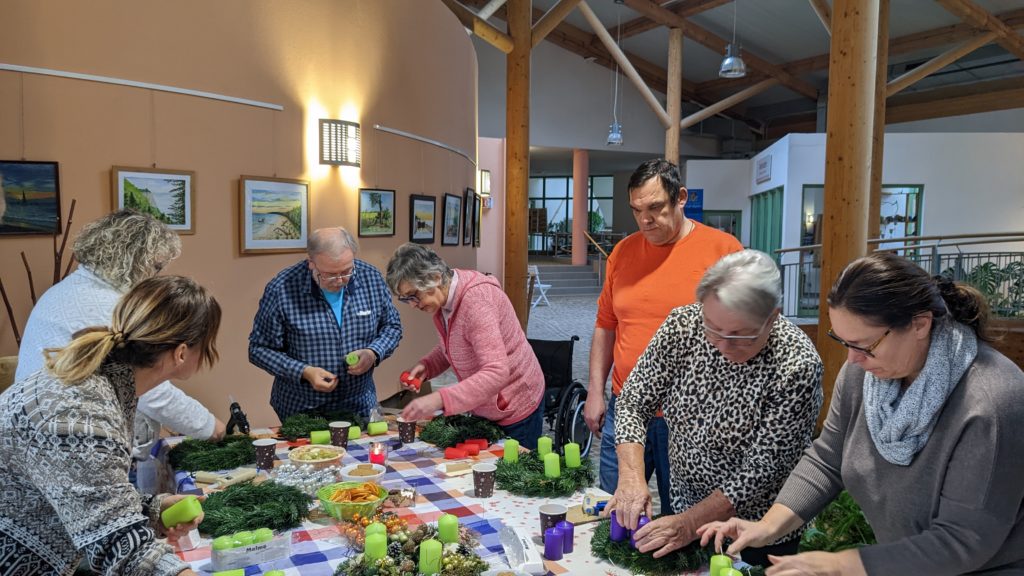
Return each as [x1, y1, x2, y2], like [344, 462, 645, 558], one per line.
[457, 543, 471, 556]
[387, 541, 403, 557]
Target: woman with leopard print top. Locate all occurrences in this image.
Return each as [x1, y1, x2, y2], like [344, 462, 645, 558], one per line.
[0, 276, 220, 575]
[609, 250, 824, 568]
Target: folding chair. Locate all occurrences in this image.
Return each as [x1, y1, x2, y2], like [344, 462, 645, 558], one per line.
[527, 265, 552, 308]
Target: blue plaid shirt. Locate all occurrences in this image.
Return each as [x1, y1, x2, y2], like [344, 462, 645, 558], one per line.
[249, 259, 403, 419]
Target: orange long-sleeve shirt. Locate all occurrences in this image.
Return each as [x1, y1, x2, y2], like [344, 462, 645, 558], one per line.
[596, 221, 743, 396]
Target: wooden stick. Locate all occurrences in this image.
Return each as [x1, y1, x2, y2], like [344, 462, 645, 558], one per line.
[21, 252, 37, 305]
[0, 277, 21, 346]
[63, 256, 76, 280]
[55, 199, 76, 282]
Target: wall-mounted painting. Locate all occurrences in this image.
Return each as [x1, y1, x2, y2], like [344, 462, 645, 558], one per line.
[442, 193, 462, 246]
[463, 187, 475, 245]
[239, 175, 310, 254]
[472, 190, 482, 247]
[0, 160, 61, 235]
[112, 166, 194, 234]
[409, 195, 436, 244]
[358, 188, 396, 237]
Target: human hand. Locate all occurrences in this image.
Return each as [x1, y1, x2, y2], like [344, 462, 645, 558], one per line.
[605, 476, 652, 530]
[634, 514, 697, 558]
[208, 418, 227, 442]
[401, 392, 444, 422]
[400, 364, 427, 392]
[302, 366, 338, 392]
[583, 393, 606, 436]
[345, 349, 376, 376]
[176, 570, 199, 576]
[765, 550, 866, 576]
[696, 517, 775, 555]
[159, 494, 205, 541]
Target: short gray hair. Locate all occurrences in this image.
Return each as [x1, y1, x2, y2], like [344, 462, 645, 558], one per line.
[696, 250, 781, 322]
[73, 210, 182, 292]
[307, 227, 359, 257]
[385, 243, 452, 294]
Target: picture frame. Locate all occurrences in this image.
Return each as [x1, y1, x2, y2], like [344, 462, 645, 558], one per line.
[238, 175, 310, 254]
[0, 160, 61, 235]
[463, 187, 475, 245]
[112, 166, 194, 234]
[472, 191, 482, 247]
[441, 193, 462, 246]
[358, 188, 396, 237]
[409, 194, 436, 244]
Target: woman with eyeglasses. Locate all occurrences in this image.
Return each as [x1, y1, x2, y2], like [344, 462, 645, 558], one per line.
[608, 250, 824, 568]
[698, 252, 1024, 575]
[385, 243, 545, 449]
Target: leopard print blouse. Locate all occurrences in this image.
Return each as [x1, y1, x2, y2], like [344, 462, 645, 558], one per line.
[615, 303, 824, 542]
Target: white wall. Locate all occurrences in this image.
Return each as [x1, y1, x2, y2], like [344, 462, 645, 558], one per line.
[685, 159, 752, 246]
[477, 137, 506, 283]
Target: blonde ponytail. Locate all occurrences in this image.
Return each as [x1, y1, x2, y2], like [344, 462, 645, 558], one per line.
[44, 328, 120, 384]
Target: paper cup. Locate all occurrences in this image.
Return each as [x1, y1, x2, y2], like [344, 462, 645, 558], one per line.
[539, 503, 567, 540]
[252, 438, 277, 470]
[472, 462, 497, 498]
[329, 421, 351, 448]
[397, 417, 416, 443]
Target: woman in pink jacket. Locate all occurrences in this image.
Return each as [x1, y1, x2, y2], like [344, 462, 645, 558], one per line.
[386, 243, 545, 449]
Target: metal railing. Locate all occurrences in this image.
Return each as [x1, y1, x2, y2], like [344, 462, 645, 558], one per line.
[775, 233, 1024, 319]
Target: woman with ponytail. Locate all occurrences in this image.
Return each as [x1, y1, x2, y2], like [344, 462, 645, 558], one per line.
[699, 252, 1024, 575]
[0, 275, 221, 576]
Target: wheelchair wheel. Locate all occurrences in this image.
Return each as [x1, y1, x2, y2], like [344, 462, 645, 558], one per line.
[554, 383, 594, 459]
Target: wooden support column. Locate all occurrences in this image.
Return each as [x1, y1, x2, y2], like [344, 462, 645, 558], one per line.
[505, 0, 531, 328]
[572, 150, 589, 266]
[869, 0, 889, 240]
[817, 0, 880, 428]
[665, 28, 683, 164]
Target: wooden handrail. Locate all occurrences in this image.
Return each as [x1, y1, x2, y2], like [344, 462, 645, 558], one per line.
[583, 231, 610, 259]
[776, 232, 1024, 255]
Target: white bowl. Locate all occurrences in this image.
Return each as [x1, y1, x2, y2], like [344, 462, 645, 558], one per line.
[340, 462, 386, 483]
[287, 445, 345, 470]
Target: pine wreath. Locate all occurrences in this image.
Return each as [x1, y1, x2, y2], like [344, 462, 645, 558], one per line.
[334, 521, 488, 576]
[167, 434, 255, 472]
[590, 519, 765, 576]
[494, 451, 594, 497]
[200, 480, 313, 536]
[417, 414, 504, 449]
[278, 410, 367, 441]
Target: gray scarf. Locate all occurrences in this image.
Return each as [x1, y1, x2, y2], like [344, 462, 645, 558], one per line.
[863, 318, 977, 466]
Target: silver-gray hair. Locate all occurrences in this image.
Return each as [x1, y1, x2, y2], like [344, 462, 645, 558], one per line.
[73, 209, 182, 292]
[696, 249, 782, 323]
[307, 227, 359, 257]
[385, 243, 452, 294]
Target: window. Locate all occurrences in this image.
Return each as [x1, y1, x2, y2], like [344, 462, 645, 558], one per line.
[703, 210, 741, 241]
[528, 175, 615, 254]
[750, 187, 783, 259]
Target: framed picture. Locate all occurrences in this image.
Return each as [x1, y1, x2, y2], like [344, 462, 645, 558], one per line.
[239, 175, 310, 254]
[409, 194, 436, 244]
[472, 191, 482, 247]
[441, 193, 462, 246]
[112, 166, 194, 234]
[462, 187, 475, 245]
[358, 188, 396, 237]
[0, 160, 61, 235]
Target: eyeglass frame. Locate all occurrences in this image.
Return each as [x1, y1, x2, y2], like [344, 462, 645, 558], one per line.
[396, 290, 422, 304]
[826, 327, 892, 358]
[702, 312, 775, 347]
[310, 262, 355, 284]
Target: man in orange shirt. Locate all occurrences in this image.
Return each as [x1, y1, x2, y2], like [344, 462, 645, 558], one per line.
[584, 159, 742, 512]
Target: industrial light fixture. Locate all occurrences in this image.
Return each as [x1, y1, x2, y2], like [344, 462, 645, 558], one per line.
[319, 119, 361, 166]
[718, 1, 747, 79]
[607, 10, 624, 146]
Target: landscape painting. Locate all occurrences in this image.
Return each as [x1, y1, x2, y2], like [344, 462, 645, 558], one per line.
[409, 194, 435, 244]
[112, 166, 194, 234]
[442, 193, 462, 245]
[0, 160, 61, 235]
[358, 188, 395, 237]
[240, 176, 309, 254]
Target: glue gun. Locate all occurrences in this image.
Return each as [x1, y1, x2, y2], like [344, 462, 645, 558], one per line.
[226, 401, 250, 435]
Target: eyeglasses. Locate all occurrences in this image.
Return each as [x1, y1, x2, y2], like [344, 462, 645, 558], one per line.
[826, 328, 891, 358]
[312, 265, 355, 284]
[702, 314, 773, 348]
[396, 291, 421, 304]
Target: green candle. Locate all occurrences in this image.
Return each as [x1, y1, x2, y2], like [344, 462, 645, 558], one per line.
[543, 452, 561, 478]
[346, 352, 360, 366]
[724, 570, 744, 576]
[563, 442, 581, 468]
[233, 531, 254, 546]
[437, 513, 459, 544]
[419, 538, 442, 574]
[364, 522, 386, 538]
[211, 535, 235, 551]
[709, 554, 732, 576]
[536, 436, 552, 457]
[367, 421, 388, 435]
[264, 572, 285, 576]
[348, 425, 362, 440]
[503, 439, 519, 463]
[160, 495, 203, 528]
[364, 532, 387, 560]
[253, 527, 274, 543]
[310, 430, 330, 444]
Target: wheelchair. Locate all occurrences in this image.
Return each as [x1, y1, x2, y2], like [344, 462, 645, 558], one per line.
[528, 335, 594, 459]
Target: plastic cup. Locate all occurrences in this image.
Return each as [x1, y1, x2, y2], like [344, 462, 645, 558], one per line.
[472, 462, 497, 498]
[329, 420, 351, 448]
[253, 438, 277, 470]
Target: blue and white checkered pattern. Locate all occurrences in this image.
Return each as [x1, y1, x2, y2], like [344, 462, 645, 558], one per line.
[249, 259, 402, 419]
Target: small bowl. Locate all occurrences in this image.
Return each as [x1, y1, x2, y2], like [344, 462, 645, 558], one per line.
[339, 462, 386, 483]
[287, 445, 345, 470]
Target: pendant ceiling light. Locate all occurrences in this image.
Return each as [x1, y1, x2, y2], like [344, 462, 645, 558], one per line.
[607, 10, 624, 146]
[719, 0, 747, 79]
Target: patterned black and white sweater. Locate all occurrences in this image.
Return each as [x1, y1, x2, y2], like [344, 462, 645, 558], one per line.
[615, 303, 824, 543]
[0, 362, 188, 575]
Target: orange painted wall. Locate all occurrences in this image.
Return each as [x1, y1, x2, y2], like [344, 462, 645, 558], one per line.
[0, 0, 480, 428]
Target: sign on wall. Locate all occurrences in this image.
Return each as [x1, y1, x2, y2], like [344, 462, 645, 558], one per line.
[684, 188, 703, 223]
[755, 156, 772, 184]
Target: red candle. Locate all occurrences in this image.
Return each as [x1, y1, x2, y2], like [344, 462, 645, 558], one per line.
[369, 442, 387, 465]
[444, 447, 468, 459]
[467, 438, 489, 449]
[463, 443, 480, 456]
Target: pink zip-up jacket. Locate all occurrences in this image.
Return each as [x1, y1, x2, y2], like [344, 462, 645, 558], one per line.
[419, 270, 544, 426]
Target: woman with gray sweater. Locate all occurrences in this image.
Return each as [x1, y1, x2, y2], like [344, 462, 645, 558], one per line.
[698, 252, 1024, 575]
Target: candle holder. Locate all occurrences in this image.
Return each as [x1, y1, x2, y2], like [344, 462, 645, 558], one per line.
[369, 442, 388, 466]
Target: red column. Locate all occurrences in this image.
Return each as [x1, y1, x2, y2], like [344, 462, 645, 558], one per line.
[572, 149, 589, 266]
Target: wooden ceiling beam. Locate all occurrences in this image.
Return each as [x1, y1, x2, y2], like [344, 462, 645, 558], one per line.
[935, 0, 1024, 62]
[624, 0, 820, 99]
[532, 0, 583, 48]
[808, 0, 832, 37]
[680, 78, 779, 129]
[440, 0, 514, 53]
[885, 31, 997, 96]
[612, 0, 731, 41]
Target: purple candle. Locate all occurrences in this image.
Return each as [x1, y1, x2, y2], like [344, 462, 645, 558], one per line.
[543, 527, 564, 560]
[556, 520, 575, 554]
[630, 515, 651, 549]
[609, 511, 630, 542]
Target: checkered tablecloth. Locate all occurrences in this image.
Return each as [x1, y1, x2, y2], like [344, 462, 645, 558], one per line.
[171, 429, 711, 575]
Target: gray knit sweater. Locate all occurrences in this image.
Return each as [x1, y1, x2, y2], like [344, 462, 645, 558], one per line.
[777, 344, 1024, 575]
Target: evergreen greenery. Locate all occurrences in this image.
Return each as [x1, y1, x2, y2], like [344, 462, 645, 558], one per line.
[417, 415, 504, 449]
[494, 451, 594, 497]
[200, 480, 313, 536]
[799, 490, 877, 552]
[278, 411, 367, 441]
[167, 434, 255, 472]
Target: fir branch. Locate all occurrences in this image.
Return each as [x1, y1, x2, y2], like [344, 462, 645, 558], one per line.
[278, 410, 367, 441]
[799, 490, 876, 552]
[494, 451, 594, 497]
[167, 434, 255, 472]
[200, 480, 313, 536]
[417, 414, 504, 449]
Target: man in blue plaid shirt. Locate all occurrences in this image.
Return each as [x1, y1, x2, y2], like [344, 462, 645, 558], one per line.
[249, 227, 403, 420]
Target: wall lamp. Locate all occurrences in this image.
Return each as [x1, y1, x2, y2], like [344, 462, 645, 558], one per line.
[319, 119, 361, 167]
